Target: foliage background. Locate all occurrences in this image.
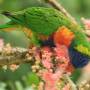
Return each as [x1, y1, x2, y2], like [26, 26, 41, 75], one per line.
[0, 0, 90, 89]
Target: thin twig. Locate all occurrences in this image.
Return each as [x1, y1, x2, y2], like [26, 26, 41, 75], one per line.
[65, 75, 77, 90]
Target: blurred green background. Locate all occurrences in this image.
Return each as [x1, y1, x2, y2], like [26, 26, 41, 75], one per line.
[0, 0, 90, 89]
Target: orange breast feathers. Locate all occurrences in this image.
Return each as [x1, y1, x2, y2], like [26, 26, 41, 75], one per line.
[54, 26, 75, 47]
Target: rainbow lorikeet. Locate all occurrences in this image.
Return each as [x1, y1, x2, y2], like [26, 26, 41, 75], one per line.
[0, 7, 90, 68]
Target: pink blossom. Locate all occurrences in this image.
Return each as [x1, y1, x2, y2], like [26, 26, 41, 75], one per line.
[54, 45, 70, 70]
[54, 44, 70, 60]
[42, 60, 52, 69]
[42, 70, 63, 90]
[29, 45, 74, 90]
[82, 18, 90, 30]
[42, 49, 53, 69]
[0, 39, 4, 51]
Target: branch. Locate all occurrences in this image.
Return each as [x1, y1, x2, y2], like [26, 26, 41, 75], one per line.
[0, 44, 31, 66]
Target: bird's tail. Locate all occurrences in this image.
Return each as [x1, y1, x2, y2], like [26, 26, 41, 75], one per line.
[0, 23, 14, 29]
[0, 21, 17, 32]
[0, 11, 20, 30]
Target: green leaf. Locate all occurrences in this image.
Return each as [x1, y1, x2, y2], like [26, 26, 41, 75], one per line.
[15, 81, 24, 90]
[26, 72, 40, 86]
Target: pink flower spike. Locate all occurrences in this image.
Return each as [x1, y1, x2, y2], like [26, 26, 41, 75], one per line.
[54, 44, 72, 72]
[41, 48, 53, 69]
[54, 44, 70, 60]
[81, 18, 90, 30]
[41, 70, 63, 90]
[0, 39, 4, 51]
[42, 60, 52, 69]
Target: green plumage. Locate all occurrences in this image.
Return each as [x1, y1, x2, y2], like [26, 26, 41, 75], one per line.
[1, 7, 71, 35]
[0, 7, 90, 56]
